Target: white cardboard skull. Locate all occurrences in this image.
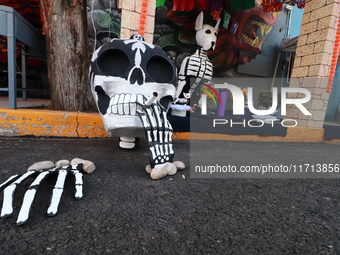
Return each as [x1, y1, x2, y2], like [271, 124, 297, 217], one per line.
[89, 37, 177, 137]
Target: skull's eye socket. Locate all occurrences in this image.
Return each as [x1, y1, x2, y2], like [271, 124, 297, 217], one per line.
[97, 49, 130, 76]
[146, 56, 174, 83]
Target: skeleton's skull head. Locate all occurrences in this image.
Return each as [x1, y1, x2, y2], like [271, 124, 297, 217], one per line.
[130, 34, 144, 41]
[89, 37, 177, 137]
[195, 12, 221, 51]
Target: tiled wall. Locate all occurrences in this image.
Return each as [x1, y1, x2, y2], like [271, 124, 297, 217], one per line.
[119, 0, 156, 44]
[286, 0, 340, 128]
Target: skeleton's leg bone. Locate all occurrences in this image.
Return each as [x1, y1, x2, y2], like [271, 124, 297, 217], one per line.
[152, 103, 164, 143]
[142, 103, 162, 145]
[1, 171, 37, 218]
[137, 110, 150, 126]
[47, 168, 68, 217]
[71, 166, 83, 200]
[163, 115, 175, 162]
[138, 101, 175, 168]
[168, 129, 173, 142]
[145, 107, 157, 141]
[138, 114, 157, 166]
[0, 174, 21, 191]
[16, 171, 51, 225]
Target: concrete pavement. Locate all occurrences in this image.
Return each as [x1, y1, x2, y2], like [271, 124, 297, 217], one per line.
[0, 138, 340, 254]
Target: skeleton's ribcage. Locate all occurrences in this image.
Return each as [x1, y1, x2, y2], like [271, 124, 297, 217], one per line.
[176, 54, 214, 100]
[185, 55, 213, 83]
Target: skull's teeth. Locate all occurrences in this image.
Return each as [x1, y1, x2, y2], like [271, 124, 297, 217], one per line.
[124, 94, 131, 115]
[118, 94, 124, 115]
[108, 93, 147, 116]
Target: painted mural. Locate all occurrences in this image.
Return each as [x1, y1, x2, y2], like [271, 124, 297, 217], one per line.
[154, 0, 279, 77]
[85, 0, 300, 76]
[86, 0, 121, 55]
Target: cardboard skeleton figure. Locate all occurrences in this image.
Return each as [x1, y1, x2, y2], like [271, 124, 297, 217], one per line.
[171, 12, 220, 116]
[0, 35, 185, 225]
[89, 35, 184, 170]
[89, 35, 177, 138]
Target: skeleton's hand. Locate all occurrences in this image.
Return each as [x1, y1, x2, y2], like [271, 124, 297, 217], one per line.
[137, 98, 185, 180]
[0, 158, 95, 225]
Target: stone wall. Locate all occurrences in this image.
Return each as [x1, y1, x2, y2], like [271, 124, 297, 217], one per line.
[119, 0, 156, 44]
[286, 0, 340, 128]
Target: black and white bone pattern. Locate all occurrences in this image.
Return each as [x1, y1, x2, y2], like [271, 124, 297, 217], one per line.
[0, 164, 84, 225]
[180, 50, 212, 86]
[176, 48, 213, 101]
[137, 99, 174, 168]
[106, 93, 147, 116]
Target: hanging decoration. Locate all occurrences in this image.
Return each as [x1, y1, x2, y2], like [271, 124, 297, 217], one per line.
[229, 18, 238, 35]
[295, 0, 306, 9]
[156, 0, 166, 8]
[230, 0, 255, 12]
[262, 0, 283, 12]
[197, 0, 210, 11]
[222, 9, 231, 29]
[0, 0, 33, 21]
[138, 0, 149, 36]
[211, 10, 221, 21]
[172, 0, 196, 11]
[170, 0, 307, 15]
[327, 11, 340, 93]
[209, 0, 223, 12]
[209, 0, 223, 20]
[172, 0, 256, 13]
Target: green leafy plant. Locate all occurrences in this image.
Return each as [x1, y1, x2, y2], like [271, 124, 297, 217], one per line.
[258, 90, 281, 109]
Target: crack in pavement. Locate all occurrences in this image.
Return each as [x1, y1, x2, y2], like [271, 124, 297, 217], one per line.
[75, 113, 80, 137]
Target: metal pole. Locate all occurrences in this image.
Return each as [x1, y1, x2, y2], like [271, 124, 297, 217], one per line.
[22, 44, 26, 100]
[7, 11, 17, 109]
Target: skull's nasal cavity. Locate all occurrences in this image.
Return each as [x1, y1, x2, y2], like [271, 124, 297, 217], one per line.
[129, 67, 144, 85]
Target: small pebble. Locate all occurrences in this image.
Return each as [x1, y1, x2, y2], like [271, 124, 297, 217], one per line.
[173, 161, 185, 170]
[150, 167, 168, 180]
[27, 161, 54, 172]
[55, 160, 70, 168]
[165, 163, 177, 175]
[71, 158, 96, 174]
[145, 164, 152, 173]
